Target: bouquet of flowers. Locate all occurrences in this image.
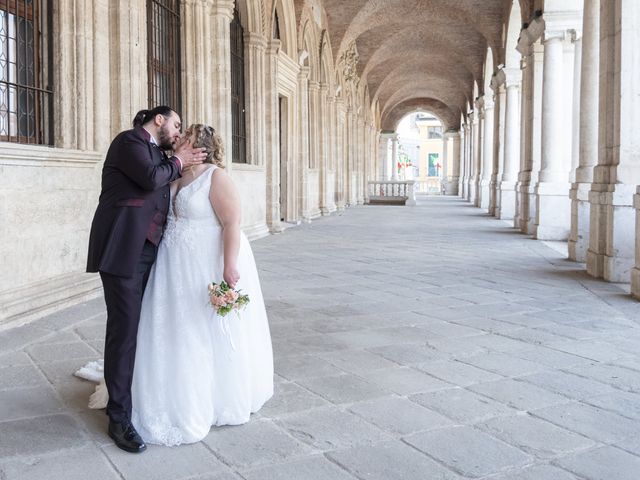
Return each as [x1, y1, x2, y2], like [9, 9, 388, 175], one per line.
[208, 280, 250, 317]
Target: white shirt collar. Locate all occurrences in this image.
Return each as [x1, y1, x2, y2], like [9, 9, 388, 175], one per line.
[142, 126, 159, 146]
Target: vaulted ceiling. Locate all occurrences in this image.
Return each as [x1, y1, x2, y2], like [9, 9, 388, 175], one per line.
[322, 0, 513, 131]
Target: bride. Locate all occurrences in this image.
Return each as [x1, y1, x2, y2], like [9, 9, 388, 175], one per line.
[130, 124, 273, 446]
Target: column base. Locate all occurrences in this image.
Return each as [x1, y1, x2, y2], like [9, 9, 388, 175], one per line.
[568, 182, 591, 262]
[444, 176, 460, 195]
[468, 179, 477, 204]
[525, 185, 537, 235]
[321, 203, 337, 216]
[632, 268, 640, 300]
[497, 182, 516, 220]
[534, 181, 571, 240]
[586, 184, 636, 282]
[479, 179, 491, 211]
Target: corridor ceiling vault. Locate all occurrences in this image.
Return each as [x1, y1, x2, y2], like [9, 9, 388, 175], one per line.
[320, 0, 523, 131]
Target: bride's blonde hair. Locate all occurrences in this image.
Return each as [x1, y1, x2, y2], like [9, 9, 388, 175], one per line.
[187, 124, 225, 168]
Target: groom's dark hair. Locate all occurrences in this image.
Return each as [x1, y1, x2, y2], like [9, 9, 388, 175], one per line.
[132, 106, 176, 127]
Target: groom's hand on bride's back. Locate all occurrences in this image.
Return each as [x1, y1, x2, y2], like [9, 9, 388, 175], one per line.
[174, 137, 207, 168]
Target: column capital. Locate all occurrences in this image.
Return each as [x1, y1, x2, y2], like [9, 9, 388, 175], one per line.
[266, 39, 281, 55]
[210, 0, 234, 19]
[494, 67, 522, 89]
[517, 16, 544, 54]
[444, 130, 460, 140]
[298, 65, 310, 80]
[244, 32, 267, 49]
[308, 80, 320, 92]
[318, 82, 329, 93]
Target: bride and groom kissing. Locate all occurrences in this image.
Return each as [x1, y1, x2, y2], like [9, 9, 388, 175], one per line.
[86, 106, 274, 453]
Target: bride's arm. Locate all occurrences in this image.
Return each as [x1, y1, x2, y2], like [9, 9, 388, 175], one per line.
[209, 169, 242, 288]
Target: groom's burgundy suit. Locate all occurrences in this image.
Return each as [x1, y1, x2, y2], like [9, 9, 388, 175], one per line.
[87, 126, 181, 422]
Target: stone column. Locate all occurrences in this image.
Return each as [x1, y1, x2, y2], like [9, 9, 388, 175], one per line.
[534, 31, 573, 240]
[264, 40, 282, 232]
[335, 97, 346, 211]
[473, 101, 484, 207]
[516, 18, 545, 233]
[633, 187, 640, 297]
[479, 95, 495, 211]
[108, 0, 147, 135]
[458, 124, 466, 197]
[245, 33, 267, 165]
[391, 135, 399, 181]
[379, 134, 392, 180]
[209, 0, 234, 168]
[588, 0, 640, 282]
[444, 131, 461, 195]
[569, 0, 599, 262]
[468, 111, 478, 202]
[297, 66, 310, 221]
[498, 69, 522, 220]
[491, 81, 506, 217]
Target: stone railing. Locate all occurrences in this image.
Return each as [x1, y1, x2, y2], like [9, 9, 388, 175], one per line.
[415, 178, 443, 195]
[366, 180, 416, 206]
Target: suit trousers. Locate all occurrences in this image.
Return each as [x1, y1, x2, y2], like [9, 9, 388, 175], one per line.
[100, 240, 157, 423]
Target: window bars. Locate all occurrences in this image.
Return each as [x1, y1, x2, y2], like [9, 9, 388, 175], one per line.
[0, 0, 53, 145]
[230, 7, 246, 163]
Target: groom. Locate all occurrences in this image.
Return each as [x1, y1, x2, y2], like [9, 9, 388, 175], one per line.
[87, 106, 206, 453]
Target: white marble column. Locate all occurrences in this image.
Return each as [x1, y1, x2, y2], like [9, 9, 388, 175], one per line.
[569, 0, 599, 262]
[498, 69, 521, 220]
[473, 101, 484, 207]
[245, 33, 267, 165]
[534, 31, 574, 240]
[458, 124, 466, 197]
[391, 134, 399, 181]
[491, 82, 506, 217]
[264, 40, 283, 232]
[468, 111, 479, 202]
[379, 134, 392, 180]
[588, 0, 640, 283]
[480, 96, 495, 211]
[445, 131, 461, 195]
[210, 1, 234, 168]
[297, 66, 311, 221]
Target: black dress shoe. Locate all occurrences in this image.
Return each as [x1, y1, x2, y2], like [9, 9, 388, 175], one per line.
[108, 419, 147, 453]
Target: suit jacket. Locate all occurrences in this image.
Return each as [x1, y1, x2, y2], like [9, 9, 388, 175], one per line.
[86, 126, 181, 277]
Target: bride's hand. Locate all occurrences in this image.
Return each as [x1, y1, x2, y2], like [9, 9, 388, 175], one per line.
[223, 266, 240, 289]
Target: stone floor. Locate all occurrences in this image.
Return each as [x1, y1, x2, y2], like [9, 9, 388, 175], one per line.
[2, 196, 640, 480]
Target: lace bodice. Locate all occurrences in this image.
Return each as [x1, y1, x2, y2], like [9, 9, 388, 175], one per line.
[163, 166, 221, 250]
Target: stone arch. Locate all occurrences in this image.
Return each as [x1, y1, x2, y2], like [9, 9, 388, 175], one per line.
[268, 0, 297, 58]
[382, 98, 458, 132]
[235, 0, 263, 36]
[504, 0, 522, 69]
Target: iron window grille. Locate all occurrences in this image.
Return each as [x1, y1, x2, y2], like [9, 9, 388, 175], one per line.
[0, 0, 53, 145]
[147, 0, 181, 114]
[230, 7, 246, 163]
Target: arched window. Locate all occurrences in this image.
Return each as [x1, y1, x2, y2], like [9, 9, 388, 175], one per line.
[0, 0, 53, 145]
[147, 0, 181, 112]
[230, 7, 246, 163]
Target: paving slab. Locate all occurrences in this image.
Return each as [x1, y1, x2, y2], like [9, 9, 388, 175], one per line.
[327, 440, 462, 480]
[404, 425, 532, 478]
[553, 446, 640, 480]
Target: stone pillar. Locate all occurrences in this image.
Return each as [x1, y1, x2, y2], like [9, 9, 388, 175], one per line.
[473, 101, 484, 207]
[588, 0, 640, 282]
[497, 69, 521, 220]
[569, 0, 599, 262]
[468, 111, 479, 202]
[265, 40, 283, 232]
[516, 18, 545, 233]
[209, 1, 234, 168]
[458, 125, 466, 197]
[491, 81, 506, 217]
[297, 66, 310, 221]
[379, 134, 392, 180]
[633, 187, 640, 297]
[335, 97, 346, 211]
[245, 33, 267, 165]
[534, 33, 572, 239]
[479, 95, 495, 211]
[319, 83, 333, 215]
[445, 131, 461, 195]
[391, 135, 399, 181]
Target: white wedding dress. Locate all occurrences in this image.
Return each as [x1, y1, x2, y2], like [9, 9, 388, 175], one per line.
[130, 165, 273, 446]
